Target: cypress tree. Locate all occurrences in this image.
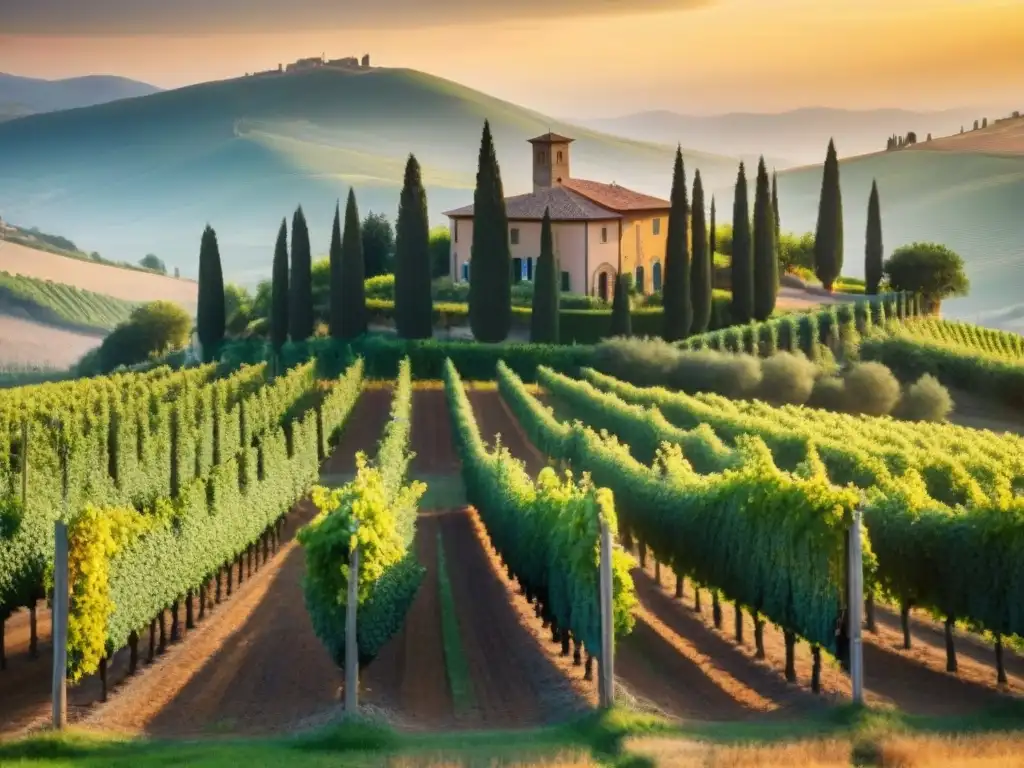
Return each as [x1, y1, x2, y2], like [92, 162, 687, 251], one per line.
[690, 170, 712, 334]
[662, 146, 691, 341]
[530, 207, 559, 343]
[290, 205, 314, 340]
[339, 189, 367, 339]
[709, 196, 717, 256]
[730, 163, 754, 324]
[865, 179, 883, 295]
[196, 224, 225, 362]
[328, 201, 343, 337]
[609, 272, 632, 337]
[814, 139, 844, 291]
[771, 169, 781, 257]
[394, 154, 433, 339]
[468, 120, 512, 342]
[271, 219, 289, 352]
[753, 158, 778, 321]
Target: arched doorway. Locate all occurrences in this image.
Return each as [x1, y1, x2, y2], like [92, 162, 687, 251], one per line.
[592, 264, 617, 303]
[652, 261, 663, 292]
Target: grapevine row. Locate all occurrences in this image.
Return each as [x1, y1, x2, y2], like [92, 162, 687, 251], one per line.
[301, 357, 427, 667]
[679, 292, 917, 358]
[571, 366, 1024, 645]
[579, 367, 1021, 506]
[445, 359, 636, 664]
[1, 360, 317, 628]
[501, 362, 861, 656]
[65, 358, 366, 680]
[0, 363, 232, 621]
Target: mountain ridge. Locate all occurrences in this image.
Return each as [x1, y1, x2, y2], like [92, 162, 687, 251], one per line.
[0, 72, 162, 119]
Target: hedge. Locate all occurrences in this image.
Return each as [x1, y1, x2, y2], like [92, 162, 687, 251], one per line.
[362, 294, 734, 345]
[223, 335, 598, 383]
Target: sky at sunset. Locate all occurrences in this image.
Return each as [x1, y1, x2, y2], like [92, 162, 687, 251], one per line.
[1, 0, 1022, 117]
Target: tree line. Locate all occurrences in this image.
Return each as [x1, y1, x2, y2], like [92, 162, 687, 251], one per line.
[189, 122, 930, 357]
[194, 156, 437, 361]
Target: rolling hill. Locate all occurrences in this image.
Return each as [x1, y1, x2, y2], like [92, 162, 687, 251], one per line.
[0, 67, 739, 286]
[0, 240, 199, 312]
[577, 106, 1002, 167]
[768, 126, 1024, 329]
[0, 72, 161, 119]
[0, 270, 137, 332]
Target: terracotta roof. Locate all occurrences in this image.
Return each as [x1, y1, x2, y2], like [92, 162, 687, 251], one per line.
[444, 186, 620, 221]
[528, 132, 575, 144]
[560, 178, 670, 213]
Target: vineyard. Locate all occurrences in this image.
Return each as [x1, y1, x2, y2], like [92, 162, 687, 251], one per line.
[2, 314, 1024, 749]
[0, 271, 136, 332]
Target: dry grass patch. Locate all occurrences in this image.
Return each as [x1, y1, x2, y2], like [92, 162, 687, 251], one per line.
[626, 735, 850, 767]
[627, 731, 1024, 767]
[872, 732, 1024, 767]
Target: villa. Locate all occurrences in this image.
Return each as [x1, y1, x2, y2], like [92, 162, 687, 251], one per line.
[443, 132, 671, 301]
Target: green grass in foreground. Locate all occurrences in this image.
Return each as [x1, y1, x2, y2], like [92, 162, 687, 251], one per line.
[0, 270, 136, 332]
[4, 703, 1024, 767]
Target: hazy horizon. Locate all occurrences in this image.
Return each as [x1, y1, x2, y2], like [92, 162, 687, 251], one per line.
[2, 0, 1022, 117]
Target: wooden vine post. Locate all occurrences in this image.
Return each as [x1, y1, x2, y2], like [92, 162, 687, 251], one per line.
[848, 507, 865, 705]
[52, 521, 69, 729]
[598, 517, 615, 709]
[344, 522, 360, 714]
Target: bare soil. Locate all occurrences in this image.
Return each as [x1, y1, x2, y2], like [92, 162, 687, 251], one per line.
[947, 386, 1024, 436]
[360, 510, 453, 729]
[85, 501, 341, 737]
[415, 389, 590, 727]
[319, 387, 394, 479]
[467, 389, 550, 476]
[0, 313, 102, 368]
[873, 602, 1024, 682]
[0, 240, 198, 311]
[631, 558, 1020, 718]
[910, 117, 1024, 155]
[0, 503, 316, 738]
[439, 507, 586, 726]
[410, 389, 460, 475]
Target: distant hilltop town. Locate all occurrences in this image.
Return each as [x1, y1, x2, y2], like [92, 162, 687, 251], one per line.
[246, 53, 372, 78]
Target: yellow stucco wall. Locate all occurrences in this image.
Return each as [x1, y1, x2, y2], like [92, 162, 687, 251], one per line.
[450, 217, 620, 295]
[618, 211, 668, 293]
[616, 211, 697, 294]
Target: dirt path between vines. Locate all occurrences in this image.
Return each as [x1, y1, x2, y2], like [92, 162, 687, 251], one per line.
[439, 507, 585, 726]
[410, 389, 461, 475]
[82, 501, 344, 737]
[631, 560, 1019, 718]
[416, 388, 590, 726]
[359, 510, 453, 729]
[319, 387, 393, 478]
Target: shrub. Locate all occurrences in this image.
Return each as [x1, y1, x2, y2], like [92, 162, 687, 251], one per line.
[842, 361, 901, 416]
[778, 232, 816, 272]
[883, 243, 969, 313]
[757, 352, 818, 405]
[94, 301, 192, 373]
[809, 376, 848, 411]
[139, 254, 167, 274]
[670, 350, 762, 399]
[591, 337, 679, 388]
[895, 374, 953, 422]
